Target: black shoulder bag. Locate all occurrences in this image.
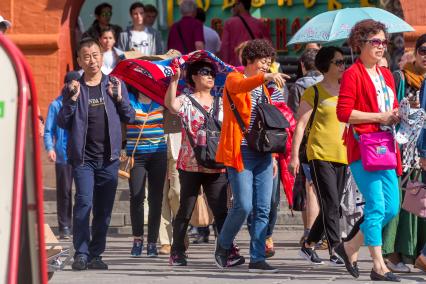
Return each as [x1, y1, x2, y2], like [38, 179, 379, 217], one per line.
[299, 85, 319, 163]
[226, 86, 290, 153]
[183, 95, 225, 169]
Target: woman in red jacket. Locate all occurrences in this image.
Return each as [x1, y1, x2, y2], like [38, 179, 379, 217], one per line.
[335, 20, 401, 282]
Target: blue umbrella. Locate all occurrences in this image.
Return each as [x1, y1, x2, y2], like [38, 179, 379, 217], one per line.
[288, 7, 414, 46]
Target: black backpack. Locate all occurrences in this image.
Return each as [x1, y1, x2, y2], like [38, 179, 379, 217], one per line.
[226, 86, 290, 153]
[183, 95, 225, 169]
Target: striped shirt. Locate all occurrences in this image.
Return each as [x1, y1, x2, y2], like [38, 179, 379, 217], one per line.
[241, 82, 285, 146]
[126, 93, 166, 155]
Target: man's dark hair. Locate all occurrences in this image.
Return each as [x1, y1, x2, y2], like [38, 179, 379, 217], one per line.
[144, 4, 158, 15]
[315, 46, 343, 73]
[77, 37, 102, 54]
[195, 8, 206, 23]
[99, 26, 116, 38]
[239, 0, 251, 11]
[300, 48, 318, 72]
[186, 60, 216, 87]
[241, 39, 276, 66]
[129, 2, 145, 14]
[95, 3, 112, 16]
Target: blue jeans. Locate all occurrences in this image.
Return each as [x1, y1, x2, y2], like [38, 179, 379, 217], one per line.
[218, 146, 273, 263]
[350, 160, 399, 246]
[247, 172, 280, 238]
[423, 244, 426, 257]
[72, 159, 119, 259]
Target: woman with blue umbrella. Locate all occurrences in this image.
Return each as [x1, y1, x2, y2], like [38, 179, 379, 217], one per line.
[335, 19, 401, 282]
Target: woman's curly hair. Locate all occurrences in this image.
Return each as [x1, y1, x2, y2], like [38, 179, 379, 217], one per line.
[241, 39, 276, 66]
[348, 19, 388, 53]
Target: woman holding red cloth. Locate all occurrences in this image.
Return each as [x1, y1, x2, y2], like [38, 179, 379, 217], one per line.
[335, 20, 401, 282]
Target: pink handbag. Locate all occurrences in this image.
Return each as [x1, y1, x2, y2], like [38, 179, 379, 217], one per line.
[401, 170, 426, 218]
[358, 131, 397, 172]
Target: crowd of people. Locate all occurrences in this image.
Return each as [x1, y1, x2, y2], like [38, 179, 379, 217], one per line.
[36, 0, 426, 281]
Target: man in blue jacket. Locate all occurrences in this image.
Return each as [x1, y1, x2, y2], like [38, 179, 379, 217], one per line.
[58, 37, 135, 271]
[44, 71, 81, 240]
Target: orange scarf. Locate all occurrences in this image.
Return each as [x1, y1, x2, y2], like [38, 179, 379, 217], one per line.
[403, 62, 425, 89]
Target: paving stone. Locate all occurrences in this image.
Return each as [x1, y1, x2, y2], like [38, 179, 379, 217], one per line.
[48, 230, 426, 284]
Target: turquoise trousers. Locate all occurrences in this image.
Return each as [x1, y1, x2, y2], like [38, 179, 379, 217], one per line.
[350, 160, 400, 246]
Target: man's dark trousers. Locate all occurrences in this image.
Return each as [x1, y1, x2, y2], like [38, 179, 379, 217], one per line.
[72, 159, 120, 259]
[55, 163, 73, 230]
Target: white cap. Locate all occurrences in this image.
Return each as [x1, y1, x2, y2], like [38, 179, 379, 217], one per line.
[0, 16, 11, 28]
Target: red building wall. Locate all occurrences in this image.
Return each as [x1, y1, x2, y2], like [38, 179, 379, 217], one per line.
[0, 0, 84, 117]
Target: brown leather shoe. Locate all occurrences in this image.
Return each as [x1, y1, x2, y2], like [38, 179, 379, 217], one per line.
[415, 255, 426, 273]
[159, 244, 171, 255]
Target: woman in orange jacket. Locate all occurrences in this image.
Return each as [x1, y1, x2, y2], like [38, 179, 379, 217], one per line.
[214, 39, 288, 273]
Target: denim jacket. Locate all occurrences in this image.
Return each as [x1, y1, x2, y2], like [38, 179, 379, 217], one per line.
[57, 73, 136, 166]
[44, 95, 68, 164]
[416, 80, 426, 157]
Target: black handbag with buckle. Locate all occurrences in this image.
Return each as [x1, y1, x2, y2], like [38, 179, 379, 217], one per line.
[226, 85, 289, 153]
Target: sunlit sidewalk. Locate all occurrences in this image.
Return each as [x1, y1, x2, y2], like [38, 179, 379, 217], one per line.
[50, 229, 426, 284]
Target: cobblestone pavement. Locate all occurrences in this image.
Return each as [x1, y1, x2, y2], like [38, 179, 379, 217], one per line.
[49, 229, 426, 284]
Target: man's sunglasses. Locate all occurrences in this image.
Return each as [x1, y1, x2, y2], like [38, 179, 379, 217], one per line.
[364, 38, 388, 48]
[100, 11, 112, 17]
[418, 46, 426, 56]
[197, 67, 216, 77]
[331, 59, 345, 67]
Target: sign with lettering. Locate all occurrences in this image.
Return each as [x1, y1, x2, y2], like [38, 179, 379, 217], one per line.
[169, 0, 378, 54]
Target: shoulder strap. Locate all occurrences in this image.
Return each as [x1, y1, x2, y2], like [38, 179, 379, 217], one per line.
[397, 70, 406, 103]
[176, 23, 188, 54]
[183, 122, 197, 149]
[306, 85, 319, 133]
[186, 95, 210, 118]
[225, 88, 248, 134]
[213, 95, 220, 120]
[237, 15, 255, 40]
[131, 102, 153, 158]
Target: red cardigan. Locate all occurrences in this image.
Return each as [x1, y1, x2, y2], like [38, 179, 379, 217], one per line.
[336, 59, 402, 175]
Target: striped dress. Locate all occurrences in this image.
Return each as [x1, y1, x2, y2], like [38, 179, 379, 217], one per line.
[126, 93, 166, 155]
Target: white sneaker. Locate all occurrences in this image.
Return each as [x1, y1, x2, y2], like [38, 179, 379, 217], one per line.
[387, 261, 411, 273]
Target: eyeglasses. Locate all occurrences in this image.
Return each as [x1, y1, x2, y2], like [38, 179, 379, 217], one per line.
[197, 67, 216, 77]
[331, 59, 345, 67]
[417, 47, 426, 56]
[100, 11, 112, 17]
[364, 38, 388, 48]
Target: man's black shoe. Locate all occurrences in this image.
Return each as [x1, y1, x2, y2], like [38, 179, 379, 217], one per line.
[248, 261, 278, 273]
[88, 256, 108, 270]
[334, 242, 359, 278]
[370, 269, 401, 282]
[214, 240, 230, 269]
[59, 227, 71, 240]
[299, 245, 324, 265]
[71, 254, 88, 271]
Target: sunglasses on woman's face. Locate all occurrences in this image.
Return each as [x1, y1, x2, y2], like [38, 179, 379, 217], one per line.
[364, 38, 388, 48]
[331, 59, 345, 67]
[197, 67, 216, 78]
[417, 47, 426, 56]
